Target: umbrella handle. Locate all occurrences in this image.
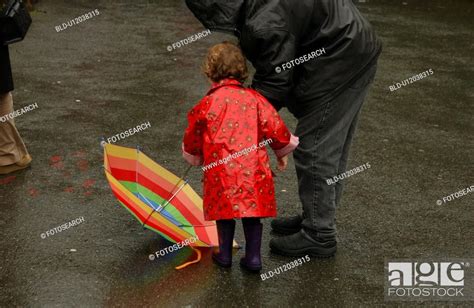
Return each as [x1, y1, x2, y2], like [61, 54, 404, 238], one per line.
[175, 247, 202, 270]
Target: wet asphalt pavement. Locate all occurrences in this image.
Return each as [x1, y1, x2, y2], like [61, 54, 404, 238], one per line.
[0, 0, 473, 307]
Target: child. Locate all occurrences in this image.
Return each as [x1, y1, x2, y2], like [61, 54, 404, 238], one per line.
[182, 41, 299, 271]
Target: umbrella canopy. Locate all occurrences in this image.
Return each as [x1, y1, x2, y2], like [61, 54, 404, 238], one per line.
[104, 143, 218, 248]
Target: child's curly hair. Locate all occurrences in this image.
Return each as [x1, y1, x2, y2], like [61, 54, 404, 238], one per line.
[203, 41, 249, 83]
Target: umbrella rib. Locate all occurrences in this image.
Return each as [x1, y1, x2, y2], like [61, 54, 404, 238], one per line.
[138, 191, 161, 212]
[132, 151, 199, 229]
[142, 180, 188, 227]
[145, 164, 193, 218]
[160, 179, 188, 211]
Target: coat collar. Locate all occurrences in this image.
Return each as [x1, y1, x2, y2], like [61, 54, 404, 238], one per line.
[208, 78, 243, 94]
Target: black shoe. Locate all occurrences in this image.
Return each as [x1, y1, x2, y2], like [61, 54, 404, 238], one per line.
[270, 215, 303, 235]
[269, 229, 336, 258]
[212, 220, 236, 268]
[240, 221, 263, 272]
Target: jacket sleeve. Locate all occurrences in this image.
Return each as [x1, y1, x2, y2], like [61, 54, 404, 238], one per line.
[244, 29, 296, 110]
[256, 92, 299, 158]
[182, 101, 207, 166]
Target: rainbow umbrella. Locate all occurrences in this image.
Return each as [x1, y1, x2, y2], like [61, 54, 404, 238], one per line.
[103, 143, 220, 268]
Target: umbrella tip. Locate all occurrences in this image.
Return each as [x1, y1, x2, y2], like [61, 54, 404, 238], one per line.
[100, 137, 107, 149]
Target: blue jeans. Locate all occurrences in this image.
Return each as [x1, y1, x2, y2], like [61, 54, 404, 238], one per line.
[293, 64, 377, 240]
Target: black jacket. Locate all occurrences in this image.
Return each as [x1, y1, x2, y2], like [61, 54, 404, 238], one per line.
[0, 45, 13, 94]
[186, 0, 382, 115]
[1, 0, 14, 93]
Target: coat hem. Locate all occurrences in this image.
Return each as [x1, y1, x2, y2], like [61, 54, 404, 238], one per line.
[205, 213, 277, 221]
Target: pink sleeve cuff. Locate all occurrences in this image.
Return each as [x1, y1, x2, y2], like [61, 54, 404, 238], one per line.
[274, 134, 299, 158]
[182, 143, 203, 166]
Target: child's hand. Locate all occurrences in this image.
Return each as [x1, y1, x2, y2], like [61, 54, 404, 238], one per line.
[277, 155, 288, 171]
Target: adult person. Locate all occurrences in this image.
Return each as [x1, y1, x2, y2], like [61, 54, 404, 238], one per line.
[0, 34, 32, 174]
[186, 0, 381, 257]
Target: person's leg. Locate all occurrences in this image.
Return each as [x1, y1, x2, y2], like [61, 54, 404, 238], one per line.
[212, 219, 236, 268]
[270, 91, 363, 234]
[334, 109, 362, 206]
[334, 66, 377, 206]
[240, 218, 263, 271]
[269, 104, 354, 235]
[0, 92, 31, 173]
[270, 214, 302, 235]
[270, 99, 335, 238]
[270, 64, 377, 257]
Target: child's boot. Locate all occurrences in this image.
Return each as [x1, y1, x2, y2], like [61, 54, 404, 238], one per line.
[240, 218, 263, 272]
[212, 219, 236, 268]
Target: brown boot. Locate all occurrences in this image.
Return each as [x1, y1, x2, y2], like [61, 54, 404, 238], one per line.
[0, 154, 32, 174]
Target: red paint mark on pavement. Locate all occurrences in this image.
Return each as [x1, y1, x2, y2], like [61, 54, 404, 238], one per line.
[64, 186, 74, 193]
[83, 179, 96, 196]
[83, 179, 95, 189]
[29, 188, 40, 197]
[0, 176, 16, 185]
[77, 159, 89, 172]
[50, 155, 64, 170]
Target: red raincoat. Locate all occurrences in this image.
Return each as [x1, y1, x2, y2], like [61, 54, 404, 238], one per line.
[182, 79, 299, 221]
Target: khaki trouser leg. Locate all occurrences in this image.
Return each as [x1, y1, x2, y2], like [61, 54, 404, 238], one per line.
[0, 92, 29, 166]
